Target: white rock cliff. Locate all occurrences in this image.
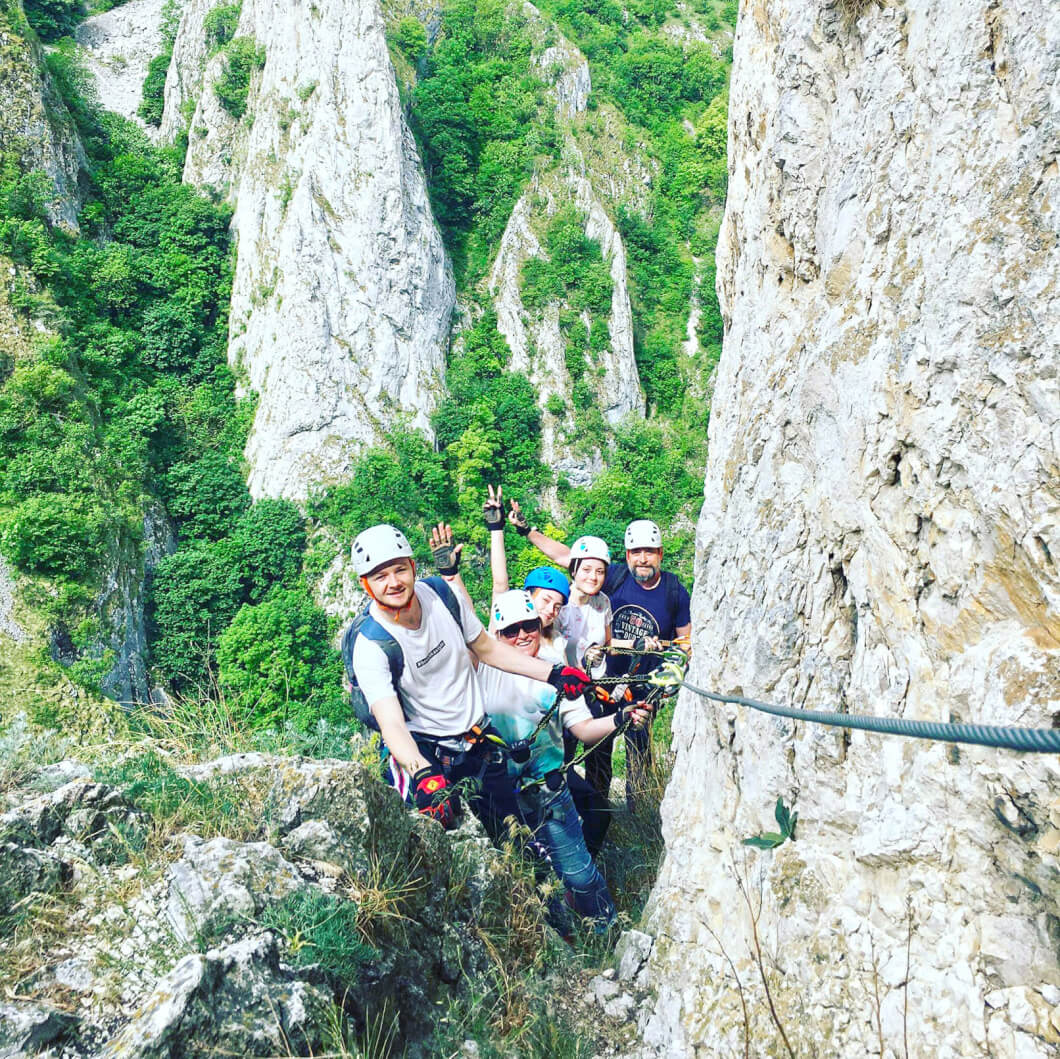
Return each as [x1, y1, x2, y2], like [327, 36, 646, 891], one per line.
[162, 0, 453, 499]
[639, 0, 1059, 1056]
[76, 0, 168, 134]
[488, 7, 644, 487]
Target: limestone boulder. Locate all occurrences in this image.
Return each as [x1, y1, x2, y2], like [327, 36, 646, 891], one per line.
[98, 933, 331, 1059]
[165, 834, 307, 945]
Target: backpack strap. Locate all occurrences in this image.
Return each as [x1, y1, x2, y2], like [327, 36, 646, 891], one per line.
[420, 575, 465, 636]
[350, 609, 405, 690]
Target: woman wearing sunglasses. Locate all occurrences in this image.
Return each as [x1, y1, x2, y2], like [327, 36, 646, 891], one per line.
[477, 590, 650, 933]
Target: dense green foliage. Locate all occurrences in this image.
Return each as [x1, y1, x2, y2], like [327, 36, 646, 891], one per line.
[204, 1, 240, 51]
[22, 0, 81, 41]
[213, 36, 265, 119]
[409, 0, 557, 282]
[138, 0, 182, 126]
[0, 44, 340, 731]
[216, 587, 345, 729]
[0, 70, 237, 618]
[390, 14, 427, 61]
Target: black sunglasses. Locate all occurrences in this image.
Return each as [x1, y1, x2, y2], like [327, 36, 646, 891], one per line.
[499, 619, 541, 638]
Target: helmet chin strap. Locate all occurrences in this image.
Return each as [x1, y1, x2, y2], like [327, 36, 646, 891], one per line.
[360, 561, 417, 614]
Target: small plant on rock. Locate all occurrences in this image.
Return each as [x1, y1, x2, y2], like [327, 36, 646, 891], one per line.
[742, 796, 797, 850]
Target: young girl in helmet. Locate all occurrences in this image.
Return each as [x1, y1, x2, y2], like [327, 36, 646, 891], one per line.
[482, 484, 570, 664]
[480, 589, 649, 932]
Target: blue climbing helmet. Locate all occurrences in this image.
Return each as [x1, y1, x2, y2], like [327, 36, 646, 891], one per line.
[523, 566, 570, 602]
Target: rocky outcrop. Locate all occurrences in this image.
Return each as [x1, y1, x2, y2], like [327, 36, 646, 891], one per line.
[166, 834, 307, 944]
[81, 503, 175, 706]
[0, 779, 147, 915]
[76, 0, 169, 133]
[0, 557, 24, 644]
[0, 0, 85, 228]
[161, 0, 453, 500]
[488, 9, 644, 487]
[0, 750, 534, 1054]
[100, 933, 332, 1059]
[640, 1, 1060, 1056]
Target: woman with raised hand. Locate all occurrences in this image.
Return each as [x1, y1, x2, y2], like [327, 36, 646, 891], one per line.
[483, 484, 571, 665]
[506, 498, 614, 675]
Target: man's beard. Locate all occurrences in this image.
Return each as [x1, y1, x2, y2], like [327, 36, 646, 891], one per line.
[632, 566, 657, 584]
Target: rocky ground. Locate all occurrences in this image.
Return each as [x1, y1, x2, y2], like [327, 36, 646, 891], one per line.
[0, 723, 651, 1058]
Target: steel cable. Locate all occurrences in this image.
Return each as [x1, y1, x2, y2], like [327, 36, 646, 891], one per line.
[670, 676, 1060, 754]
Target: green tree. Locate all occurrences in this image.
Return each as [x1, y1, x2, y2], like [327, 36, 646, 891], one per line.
[392, 16, 427, 60]
[162, 451, 250, 541]
[0, 493, 107, 581]
[216, 588, 345, 730]
[231, 498, 307, 603]
[213, 37, 265, 119]
[148, 544, 244, 686]
[23, 0, 82, 42]
[204, 2, 241, 51]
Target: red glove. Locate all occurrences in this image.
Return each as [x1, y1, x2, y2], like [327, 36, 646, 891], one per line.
[548, 664, 591, 699]
[412, 768, 455, 828]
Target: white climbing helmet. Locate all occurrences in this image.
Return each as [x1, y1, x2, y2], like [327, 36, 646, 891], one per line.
[351, 524, 414, 576]
[624, 519, 662, 550]
[569, 535, 611, 567]
[491, 590, 539, 633]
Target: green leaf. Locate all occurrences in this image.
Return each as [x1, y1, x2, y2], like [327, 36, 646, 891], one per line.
[774, 796, 789, 833]
[788, 812, 798, 839]
[742, 832, 785, 850]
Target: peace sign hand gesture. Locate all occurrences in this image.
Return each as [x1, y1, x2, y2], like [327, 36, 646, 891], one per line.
[483, 484, 505, 531]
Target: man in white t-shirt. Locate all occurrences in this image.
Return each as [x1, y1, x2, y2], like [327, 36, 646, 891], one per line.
[348, 524, 592, 838]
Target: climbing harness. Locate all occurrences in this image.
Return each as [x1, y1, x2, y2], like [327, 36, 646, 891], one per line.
[506, 688, 566, 765]
[647, 661, 1060, 754]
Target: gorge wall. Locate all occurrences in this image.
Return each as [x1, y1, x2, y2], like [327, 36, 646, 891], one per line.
[638, 0, 1060, 1055]
[162, 0, 454, 499]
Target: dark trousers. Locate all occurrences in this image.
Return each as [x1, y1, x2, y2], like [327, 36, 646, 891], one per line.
[578, 717, 654, 809]
[405, 736, 524, 843]
[567, 768, 610, 856]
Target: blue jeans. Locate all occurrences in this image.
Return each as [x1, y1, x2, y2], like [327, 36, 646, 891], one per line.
[523, 783, 617, 932]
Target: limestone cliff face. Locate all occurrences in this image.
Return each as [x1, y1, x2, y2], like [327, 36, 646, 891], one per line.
[488, 5, 644, 488]
[639, 1, 1059, 1056]
[0, 0, 85, 228]
[162, 0, 453, 499]
[76, 0, 168, 135]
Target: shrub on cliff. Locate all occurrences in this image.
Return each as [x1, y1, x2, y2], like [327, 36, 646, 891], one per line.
[214, 36, 266, 119]
[231, 499, 307, 603]
[148, 545, 244, 687]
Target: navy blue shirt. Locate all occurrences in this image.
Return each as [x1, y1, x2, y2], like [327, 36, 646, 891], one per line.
[603, 566, 691, 679]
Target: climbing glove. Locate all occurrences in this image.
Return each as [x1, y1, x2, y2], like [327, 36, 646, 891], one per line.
[483, 497, 505, 531]
[431, 541, 460, 577]
[547, 664, 592, 699]
[508, 504, 532, 536]
[412, 768, 455, 828]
